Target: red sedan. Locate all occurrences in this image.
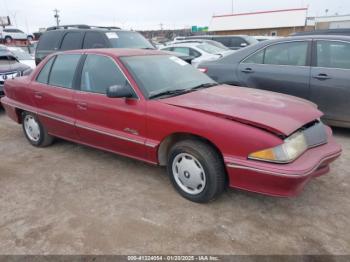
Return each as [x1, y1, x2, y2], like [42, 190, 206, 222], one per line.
[1, 49, 341, 203]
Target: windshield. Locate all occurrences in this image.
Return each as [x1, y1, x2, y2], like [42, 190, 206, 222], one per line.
[7, 47, 33, 60]
[197, 44, 226, 54]
[0, 55, 18, 65]
[121, 55, 216, 99]
[107, 31, 155, 49]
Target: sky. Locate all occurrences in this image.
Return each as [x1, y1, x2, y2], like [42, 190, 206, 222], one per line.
[1, 0, 350, 33]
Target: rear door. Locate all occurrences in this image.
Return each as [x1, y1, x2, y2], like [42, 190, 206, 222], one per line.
[73, 54, 147, 160]
[238, 41, 312, 99]
[310, 40, 350, 125]
[31, 54, 82, 140]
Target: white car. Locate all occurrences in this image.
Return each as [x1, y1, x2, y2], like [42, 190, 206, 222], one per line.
[2, 46, 36, 69]
[161, 41, 234, 67]
[0, 28, 32, 43]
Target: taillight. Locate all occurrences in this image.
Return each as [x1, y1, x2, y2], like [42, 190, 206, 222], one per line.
[198, 67, 208, 73]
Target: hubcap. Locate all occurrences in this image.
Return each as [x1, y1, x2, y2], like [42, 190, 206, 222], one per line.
[24, 115, 40, 142]
[172, 153, 206, 195]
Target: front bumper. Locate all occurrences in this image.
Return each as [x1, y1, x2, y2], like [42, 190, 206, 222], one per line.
[225, 127, 342, 197]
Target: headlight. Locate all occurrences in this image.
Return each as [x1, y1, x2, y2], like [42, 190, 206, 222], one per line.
[5, 71, 21, 79]
[248, 132, 307, 163]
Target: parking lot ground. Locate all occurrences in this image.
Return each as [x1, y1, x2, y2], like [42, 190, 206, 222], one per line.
[0, 108, 349, 255]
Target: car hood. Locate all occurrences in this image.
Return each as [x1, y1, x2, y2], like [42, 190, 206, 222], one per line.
[161, 85, 322, 137]
[0, 62, 29, 73]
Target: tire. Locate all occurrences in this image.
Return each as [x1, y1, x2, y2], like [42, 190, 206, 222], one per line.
[27, 35, 33, 41]
[4, 36, 12, 43]
[167, 139, 226, 203]
[22, 111, 54, 147]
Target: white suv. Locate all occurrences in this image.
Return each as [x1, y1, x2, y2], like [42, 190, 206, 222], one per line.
[0, 28, 31, 43]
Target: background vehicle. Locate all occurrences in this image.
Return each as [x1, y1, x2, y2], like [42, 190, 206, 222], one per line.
[0, 27, 33, 43]
[1, 49, 340, 202]
[253, 36, 282, 42]
[170, 39, 230, 50]
[0, 51, 32, 98]
[161, 41, 234, 67]
[6, 46, 36, 69]
[199, 35, 350, 128]
[35, 25, 192, 65]
[173, 35, 258, 50]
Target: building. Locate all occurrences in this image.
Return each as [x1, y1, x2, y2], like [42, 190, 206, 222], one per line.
[209, 8, 350, 37]
[307, 14, 350, 30]
[209, 8, 309, 36]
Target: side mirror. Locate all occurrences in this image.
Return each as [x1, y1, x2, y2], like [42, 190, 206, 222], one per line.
[106, 85, 134, 98]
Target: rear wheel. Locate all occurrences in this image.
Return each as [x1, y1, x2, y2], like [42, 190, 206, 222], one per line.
[22, 112, 54, 147]
[167, 140, 226, 203]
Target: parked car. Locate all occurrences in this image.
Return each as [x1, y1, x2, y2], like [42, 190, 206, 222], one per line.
[0, 51, 32, 99]
[253, 35, 281, 42]
[174, 35, 258, 50]
[199, 35, 350, 128]
[171, 39, 230, 50]
[0, 27, 33, 43]
[6, 46, 36, 69]
[35, 25, 191, 65]
[161, 41, 234, 67]
[1, 49, 341, 202]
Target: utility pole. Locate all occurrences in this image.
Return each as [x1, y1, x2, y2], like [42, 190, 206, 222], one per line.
[53, 9, 60, 27]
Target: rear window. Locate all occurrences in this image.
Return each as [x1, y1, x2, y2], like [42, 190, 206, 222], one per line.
[48, 54, 81, 88]
[37, 31, 63, 51]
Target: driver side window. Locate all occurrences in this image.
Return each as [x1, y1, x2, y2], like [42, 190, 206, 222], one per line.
[80, 54, 136, 97]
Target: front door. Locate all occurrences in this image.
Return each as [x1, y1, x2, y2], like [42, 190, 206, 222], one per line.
[310, 40, 350, 125]
[74, 54, 147, 160]
[238, 41, 311, 100]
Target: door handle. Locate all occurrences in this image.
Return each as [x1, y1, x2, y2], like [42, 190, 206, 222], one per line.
[34, 91, 43, 99]
[313, 73, 331, 80]
[77, 102, 88, 110]
[241, 67, 254, 73]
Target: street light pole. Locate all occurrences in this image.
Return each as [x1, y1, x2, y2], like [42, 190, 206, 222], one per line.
[53, 9, 60, 27]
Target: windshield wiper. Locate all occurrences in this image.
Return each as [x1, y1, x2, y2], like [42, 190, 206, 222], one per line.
[149, 89, 187, 99]
[189, 82, 218, 91]
[149, 83, 218, 99]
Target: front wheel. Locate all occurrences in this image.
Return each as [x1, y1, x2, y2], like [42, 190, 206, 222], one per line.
[167, 140, 226, 203]
[22, 112, 54, 147]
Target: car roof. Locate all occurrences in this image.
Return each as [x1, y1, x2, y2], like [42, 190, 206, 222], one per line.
[43, 29, 132, 33]
[269, 35, 350, 42]
[59, 48, 167, 57]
